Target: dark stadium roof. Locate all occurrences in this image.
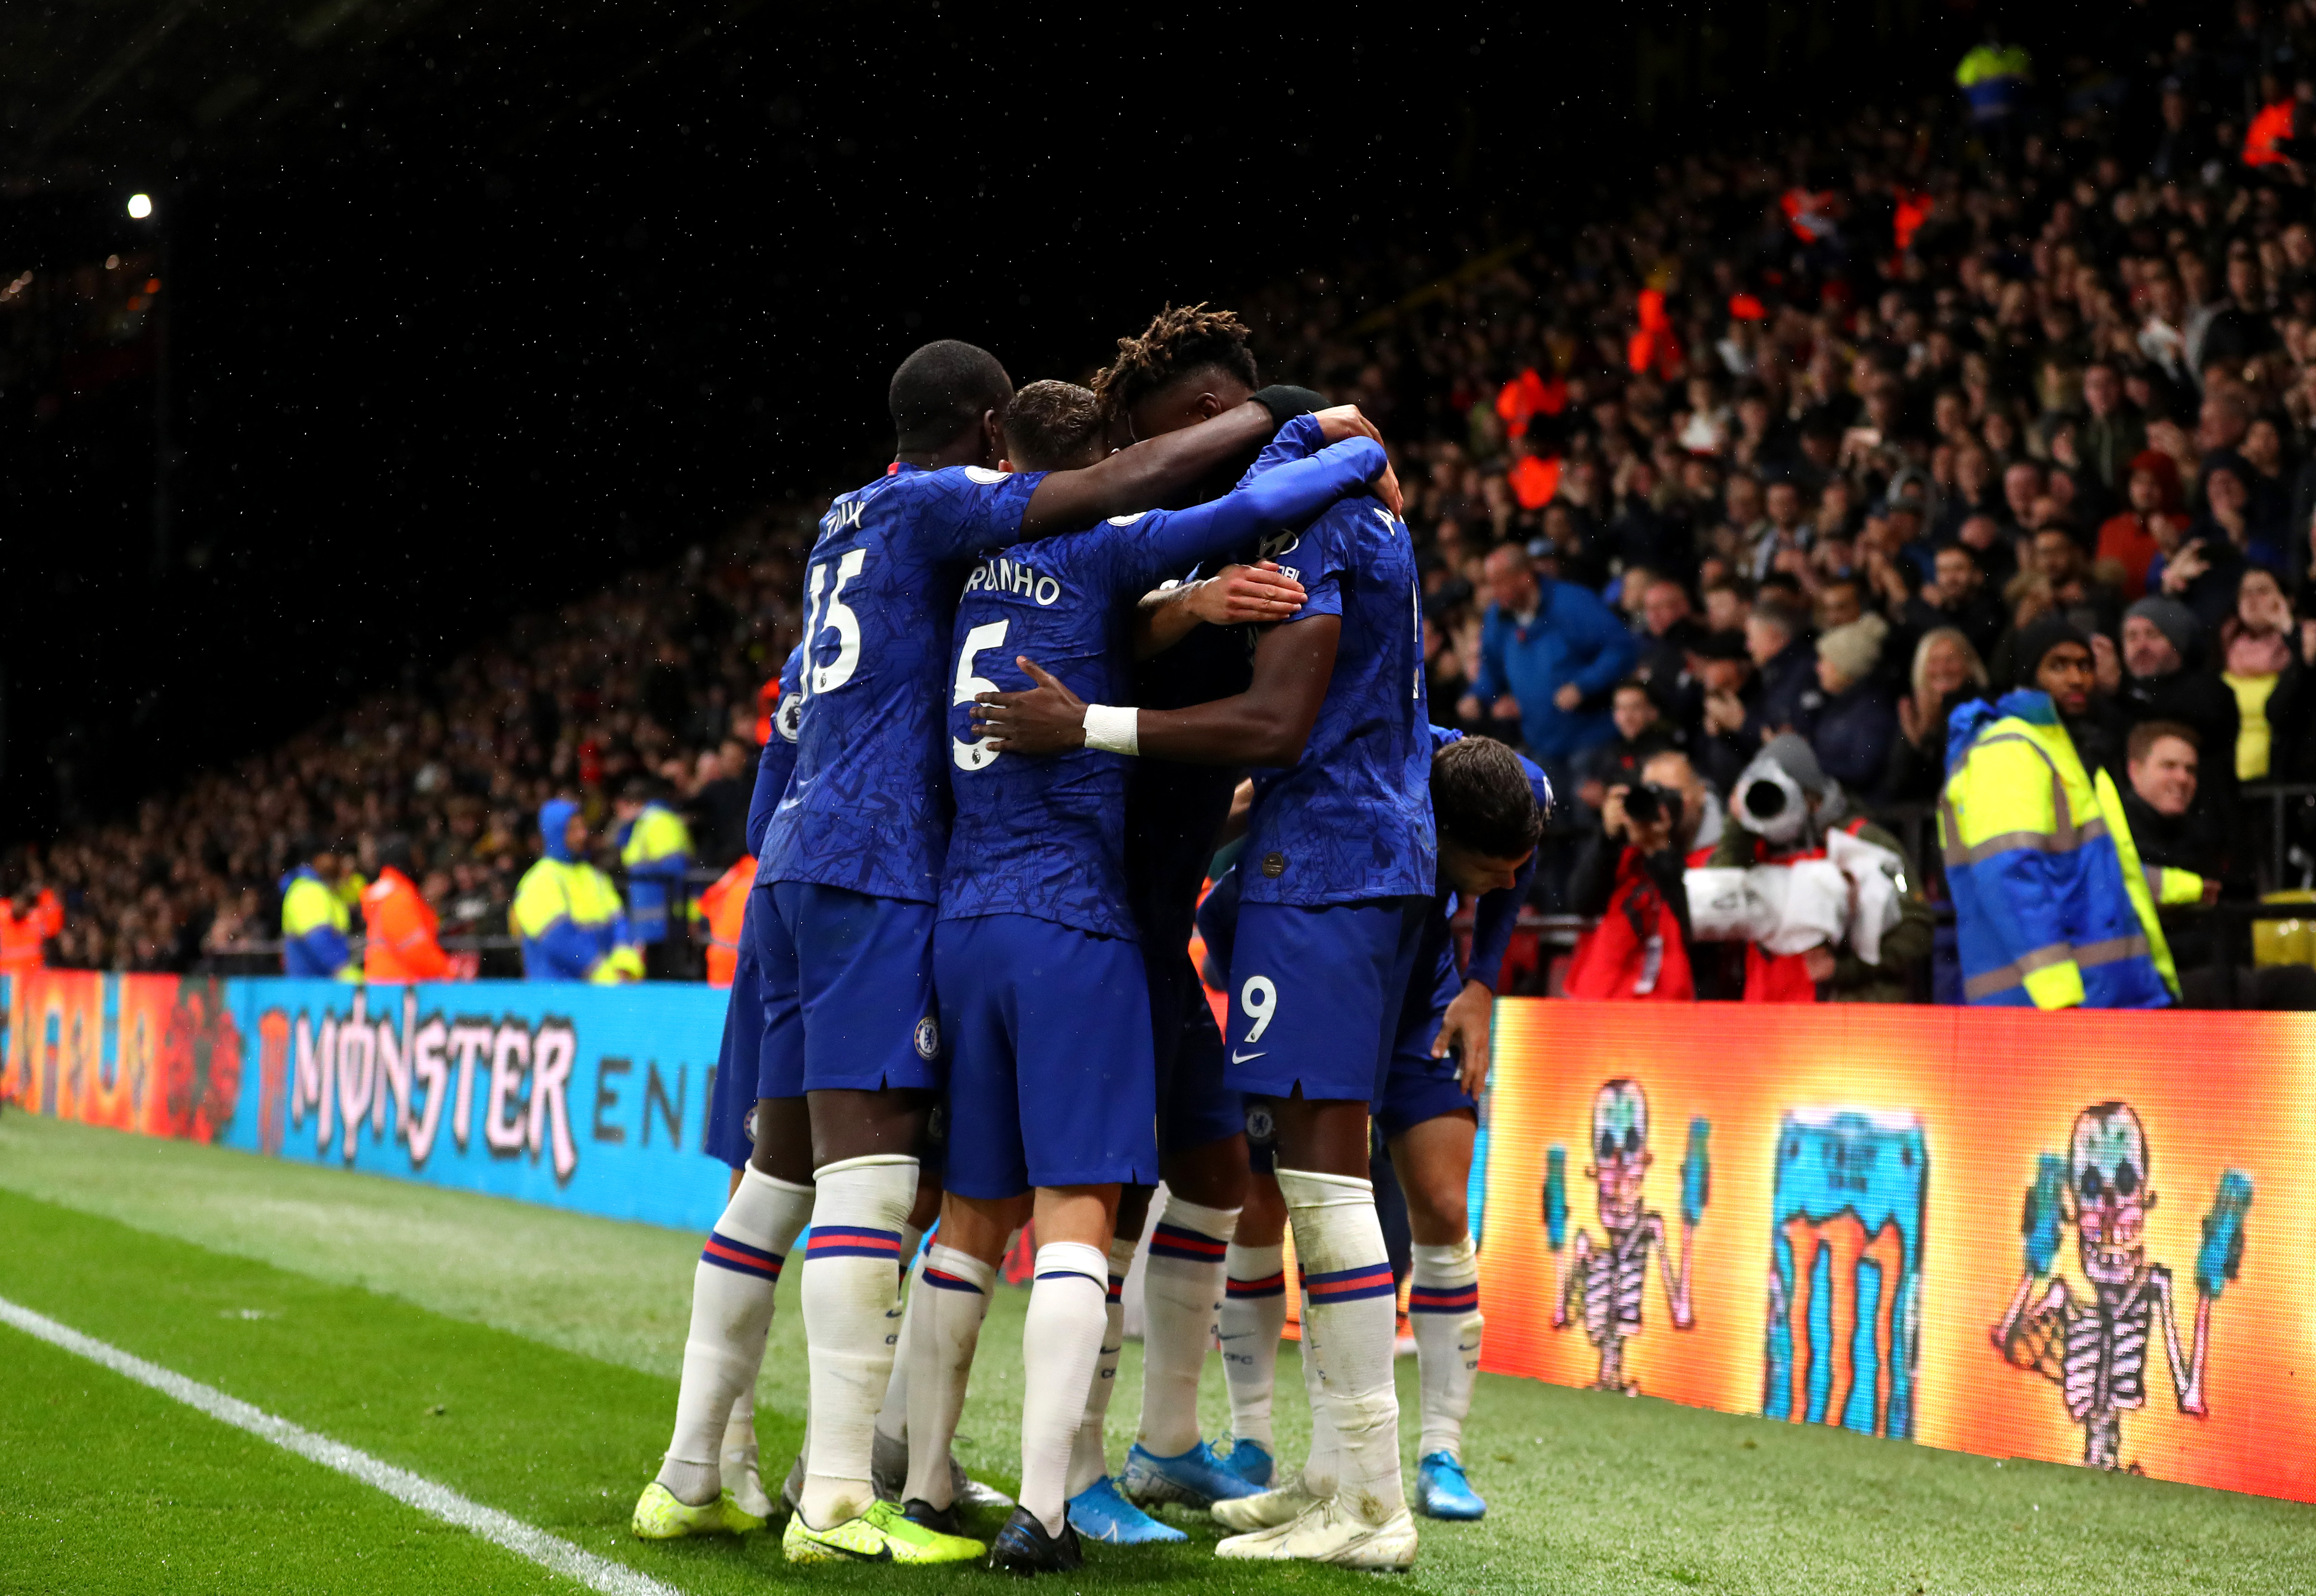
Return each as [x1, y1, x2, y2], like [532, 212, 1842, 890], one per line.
[0, 0, 797, 190]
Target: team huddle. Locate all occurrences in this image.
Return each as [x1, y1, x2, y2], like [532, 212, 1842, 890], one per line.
[626, 308, 1549, 1573]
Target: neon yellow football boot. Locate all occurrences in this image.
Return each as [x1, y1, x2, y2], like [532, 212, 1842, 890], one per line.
[781, 1496, 985, 1565]
[631, 1480, 763, 1539]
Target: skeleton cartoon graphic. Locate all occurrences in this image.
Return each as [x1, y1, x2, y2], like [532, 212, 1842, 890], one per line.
[1992, 1102, 2251, 1471]
[1543, 1078, 1706, 1392]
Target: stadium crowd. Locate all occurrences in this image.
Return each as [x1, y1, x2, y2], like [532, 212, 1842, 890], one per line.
[3, 529, 807, 976]
[10, 6, 2316, 1006]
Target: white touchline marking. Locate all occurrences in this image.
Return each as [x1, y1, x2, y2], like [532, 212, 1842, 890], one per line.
[0, 1293, 681, 1596]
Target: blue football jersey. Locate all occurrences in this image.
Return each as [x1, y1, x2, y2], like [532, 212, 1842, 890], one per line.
[1237, 442, 1435, 907]
[761, 464, 1045, 903]
[744, 644, 806, 860]
[942, 427, 1387, 940]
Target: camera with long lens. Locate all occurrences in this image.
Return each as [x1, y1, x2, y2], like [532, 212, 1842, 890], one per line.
[1732, 755, 1810, 845]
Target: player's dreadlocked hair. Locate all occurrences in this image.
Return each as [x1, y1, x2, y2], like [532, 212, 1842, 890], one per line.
[1001, 380, 1105, 472]
[1432, 735, 1546, 860]
[1092, 303, 1260, 423]
[888, 339, 1014, 452]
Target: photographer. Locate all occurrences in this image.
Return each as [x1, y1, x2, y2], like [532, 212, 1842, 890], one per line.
[1701, 734, 1932, 1003]
[1565, 749, 1722, 1001]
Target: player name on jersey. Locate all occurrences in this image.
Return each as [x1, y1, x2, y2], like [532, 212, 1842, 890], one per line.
[964, 554, 1065, 607]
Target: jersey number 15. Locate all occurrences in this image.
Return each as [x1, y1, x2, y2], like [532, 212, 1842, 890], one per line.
[801, 549, 866, 699]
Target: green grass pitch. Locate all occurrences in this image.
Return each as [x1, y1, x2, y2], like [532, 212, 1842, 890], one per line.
[1, 1114, 2308, 1594]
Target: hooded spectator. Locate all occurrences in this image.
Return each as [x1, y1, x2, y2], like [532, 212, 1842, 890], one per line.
[514, 798, 642, 984]
[1702, 732, 1931, 1003]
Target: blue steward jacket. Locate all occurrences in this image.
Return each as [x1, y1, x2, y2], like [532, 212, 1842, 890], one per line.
[1940, 690, 2184, 1009]
[516, 799, 639, 982]
[616, 801, 692, 944]
[279, 867, 356, 980]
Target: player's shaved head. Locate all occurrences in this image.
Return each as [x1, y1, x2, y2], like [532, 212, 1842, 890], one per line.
[1000, 380, 1104, 472]
[1095, 303, 1259, 438]
[888, 339, 1013, 452]
[1432, 734, 1545, 861]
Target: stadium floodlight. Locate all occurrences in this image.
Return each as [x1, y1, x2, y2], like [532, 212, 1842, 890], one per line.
[127, 193, 154, 219]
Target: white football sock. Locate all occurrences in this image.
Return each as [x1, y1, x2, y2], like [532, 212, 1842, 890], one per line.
[723, 1388, 759, 1484]
[1297, 1274, 1339, 1496]
[1067, 1234, 1138, 1496]
[1135, 1195, 1238, 1456]
[656, 1166, 813, 1505]
[1220, 1241, 1288, 1450]
[1409, 1237, 1483, 1461]
[900, 1244, 995, 1509]
[798, 1154, 915, 1527]
[1279, 1167, 1402, 1517]
[1020, 1241, 1109, 1538]
[872, 1224, 928, 1449]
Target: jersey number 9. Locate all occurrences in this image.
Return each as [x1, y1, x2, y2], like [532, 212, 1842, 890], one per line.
[1239, 974, 1278, 1043]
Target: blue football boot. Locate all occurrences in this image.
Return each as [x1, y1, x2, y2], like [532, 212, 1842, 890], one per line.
[1067, 1476, 1187, 1544]
[1413, 1451, 1487, 1520]
[1220, 1438, 1274, 1488]
[1119, 1440, 1263, 1509]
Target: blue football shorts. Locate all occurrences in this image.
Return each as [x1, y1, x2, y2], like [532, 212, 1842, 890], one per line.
[703, 913, 773, 1168]
[753, 879, 943, 1095]
[1147, 944, 1244, 1157]
[1375, 937, 1478, 1141]
[934, 913, 1161, 1198]
[1222, 896, 1430, 1105]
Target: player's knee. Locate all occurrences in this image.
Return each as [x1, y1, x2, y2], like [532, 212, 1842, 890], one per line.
[1405, 1183, 1468, 1248]
[907, 1170, 943, 1233]
[748, 1097, 816, 1186]
[1237, 1172, 1289, 1242]
[1163, 1137, 1248, 1212]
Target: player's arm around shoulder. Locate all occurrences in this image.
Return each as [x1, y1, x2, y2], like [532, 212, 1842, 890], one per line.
[1019, 402, 1394, 535]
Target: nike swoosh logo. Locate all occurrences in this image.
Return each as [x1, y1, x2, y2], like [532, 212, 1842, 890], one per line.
[1231, 1049, 1265, 1064]
[818, 1541, 894, 1563]
[1219, 1332, 1251, 1341]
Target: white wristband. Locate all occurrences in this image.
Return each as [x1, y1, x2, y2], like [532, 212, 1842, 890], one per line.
[1082, 703, 1140, 756]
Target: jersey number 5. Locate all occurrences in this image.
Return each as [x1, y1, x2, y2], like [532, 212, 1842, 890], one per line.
[803, 548, 866, 696]
[951, 619, 1008, 771]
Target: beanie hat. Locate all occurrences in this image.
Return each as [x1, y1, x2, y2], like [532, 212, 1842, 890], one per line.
[2126, 594, 2198, 662]
[2012, 614, 2091, 687]
[1815, 614, 1889, 685]
[1759, 732, 1830, 795]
